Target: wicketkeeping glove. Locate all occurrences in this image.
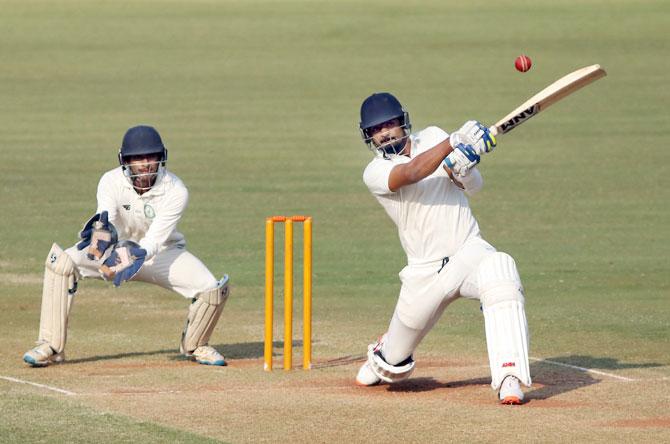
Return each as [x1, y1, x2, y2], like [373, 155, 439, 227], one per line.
[99, 240, 147, 287]
[77, 211, 118, 260]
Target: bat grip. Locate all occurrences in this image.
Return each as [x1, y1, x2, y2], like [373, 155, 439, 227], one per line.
[488, 125, 499, 137]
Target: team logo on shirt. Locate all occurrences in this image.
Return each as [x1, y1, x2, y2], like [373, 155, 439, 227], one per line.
[144, 204, 156, 219]
[122, 205, 131, 211]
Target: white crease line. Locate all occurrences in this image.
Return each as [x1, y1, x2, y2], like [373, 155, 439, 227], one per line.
[92, 386, 364, 396]
[530, 357, 636, 381]
[0, 375, 76, 395]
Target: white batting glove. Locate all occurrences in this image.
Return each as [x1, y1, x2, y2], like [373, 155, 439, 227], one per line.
[455, 120, 497, 155]
[445, 133, 480, 176]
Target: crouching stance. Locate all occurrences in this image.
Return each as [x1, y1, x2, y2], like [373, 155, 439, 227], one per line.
[354, 93, 531, 404]
[24, 125, 230, 367]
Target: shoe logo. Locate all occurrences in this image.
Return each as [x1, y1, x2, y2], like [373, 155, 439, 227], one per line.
[502, 362, 516, 368]
[122, 204, 131, 210]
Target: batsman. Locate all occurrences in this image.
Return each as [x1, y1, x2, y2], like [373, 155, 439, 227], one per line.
[355, 93, 531, 404]
[23, 125, 230, 367]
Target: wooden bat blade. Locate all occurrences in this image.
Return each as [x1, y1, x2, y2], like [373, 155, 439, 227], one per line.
[489, 64, 607, 136]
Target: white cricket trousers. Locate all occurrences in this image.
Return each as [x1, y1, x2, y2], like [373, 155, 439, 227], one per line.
[65, 244, 218, 299]
[382, 236, 497, 365]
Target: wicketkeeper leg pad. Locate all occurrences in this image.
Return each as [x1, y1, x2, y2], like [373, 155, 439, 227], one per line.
[38, 243, 79, 354]
[180, 275, 230, 354]
[478, 252, 531, 390]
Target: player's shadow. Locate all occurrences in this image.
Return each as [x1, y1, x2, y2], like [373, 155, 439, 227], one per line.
[524, 355, 663, 401]
[388, 376, 489, 393]
[59, 341, 303, 364]
[66, 348, 176, 364]
[387, 355, 664, 401]
[214, 340, 303, 360]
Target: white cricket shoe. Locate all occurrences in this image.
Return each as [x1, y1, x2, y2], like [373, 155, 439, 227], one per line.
[188, 345, 226, 366]
[23, 342, 65, 367]
[499, 375, 524, 405]
[355, 361, 381, 386]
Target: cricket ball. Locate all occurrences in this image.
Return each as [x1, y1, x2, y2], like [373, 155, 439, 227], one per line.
[515, 55, 532, 72]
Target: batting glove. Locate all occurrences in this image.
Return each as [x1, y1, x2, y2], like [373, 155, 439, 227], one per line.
[77, 211, 118, 260]
[457, 120, 497, 155]
[444, 133, 480, 176]
[99, 240, 147, 287]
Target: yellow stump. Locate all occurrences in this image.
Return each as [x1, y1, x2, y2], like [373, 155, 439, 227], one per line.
[284, 219, 293, 371]
[264, 218, 274, 371]
[303, 217, 312, 369]
[264, 215, 312, 372]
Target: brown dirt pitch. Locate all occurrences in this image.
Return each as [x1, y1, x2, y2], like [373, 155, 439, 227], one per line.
[3, 350, 669, 443]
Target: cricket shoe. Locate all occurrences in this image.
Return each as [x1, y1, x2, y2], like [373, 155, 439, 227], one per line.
[186, 345, 227, 366]
[499, 375, 524, 405]
[355, 361, 381, 386]
[23, 342, 65, 367]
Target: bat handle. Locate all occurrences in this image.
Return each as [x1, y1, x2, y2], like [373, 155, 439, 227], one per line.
[488, 125, 499, 137]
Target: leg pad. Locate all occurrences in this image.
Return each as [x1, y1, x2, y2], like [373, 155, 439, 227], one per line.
[366, 341, 415, 383]
[478, 253, 531, 389]
[180, 275, 230, 354]
[38, 243, 79, 353]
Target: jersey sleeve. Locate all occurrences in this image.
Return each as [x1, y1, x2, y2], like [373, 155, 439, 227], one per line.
[138, 182, 189, 259]
[95, 171, 119, 225]
[363, 158, 396, 195]
[460, 167, 484, 196]
[421, 126, 449, 147]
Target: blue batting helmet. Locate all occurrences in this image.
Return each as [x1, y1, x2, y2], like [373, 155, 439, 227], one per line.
[359, 93, 411, 156]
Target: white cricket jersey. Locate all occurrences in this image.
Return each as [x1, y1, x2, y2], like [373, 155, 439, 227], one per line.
[95, 167, 188, 259]
[363, 126, 481, 265]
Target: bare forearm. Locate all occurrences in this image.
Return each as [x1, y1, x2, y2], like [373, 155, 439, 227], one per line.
[388, 140, 453, 191]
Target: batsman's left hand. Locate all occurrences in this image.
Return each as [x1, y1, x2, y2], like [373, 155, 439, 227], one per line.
[457, 120, 497, 155]
[99, 241, 147, 287]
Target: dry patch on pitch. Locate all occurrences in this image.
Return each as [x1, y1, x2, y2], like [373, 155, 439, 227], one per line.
[604, 417, 670, 429]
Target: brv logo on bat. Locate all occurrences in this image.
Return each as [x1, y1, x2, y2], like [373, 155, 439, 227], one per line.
[501, 105, 538, 133]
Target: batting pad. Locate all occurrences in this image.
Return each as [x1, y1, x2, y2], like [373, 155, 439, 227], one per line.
[478, 252, 531, 390]
[367, 344, 415, 383]
[181, 275, 230, 354]
[38, 243, 79, 353]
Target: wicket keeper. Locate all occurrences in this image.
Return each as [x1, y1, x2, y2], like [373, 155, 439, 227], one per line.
[23, 125, 230, 367]
[355, 93, 531, 404]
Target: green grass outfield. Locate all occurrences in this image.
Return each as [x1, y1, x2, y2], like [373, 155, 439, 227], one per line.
[1, 1, 668, 442]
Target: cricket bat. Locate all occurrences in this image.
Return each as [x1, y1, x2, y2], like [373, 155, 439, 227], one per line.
[489, 64, 607, 137]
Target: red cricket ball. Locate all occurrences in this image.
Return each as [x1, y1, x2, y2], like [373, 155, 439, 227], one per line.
[515, 55, 532, 72]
